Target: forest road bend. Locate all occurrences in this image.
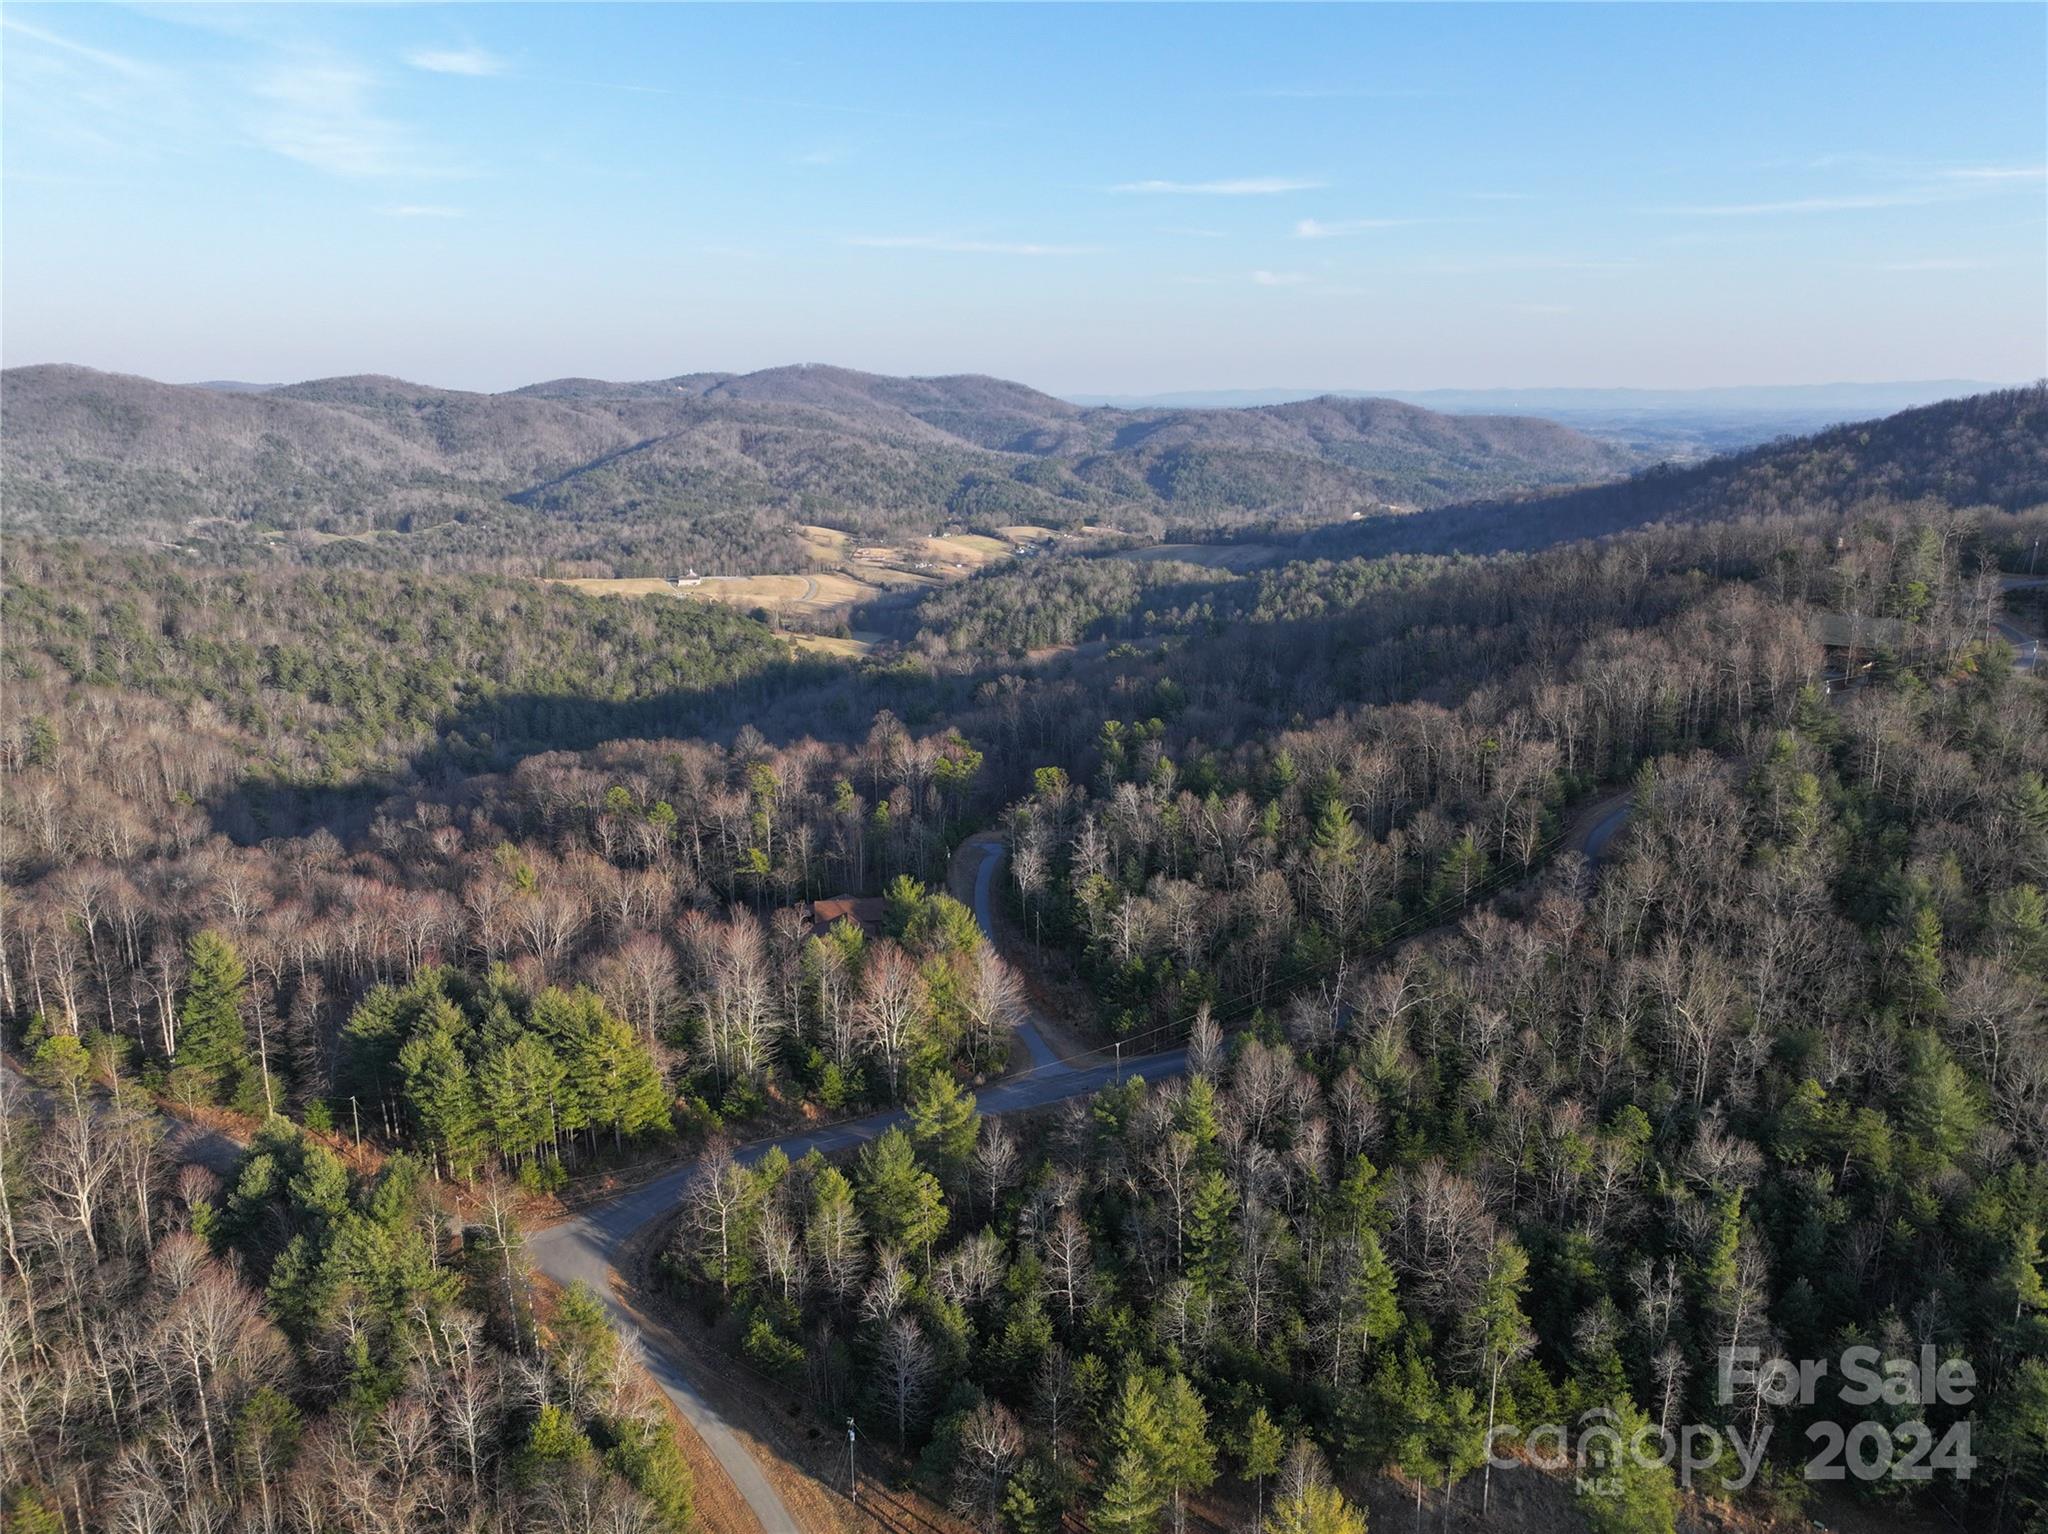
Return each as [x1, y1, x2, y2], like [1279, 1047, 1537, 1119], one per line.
[1538, 619, 2041, 872]
[0, 1055, 247, 1177]
[1568, 793, 1636, 865]
[968, 837, 1067, 1072]
[532, 783, 1673, 1534]
[526, 1046, 1189, 1534]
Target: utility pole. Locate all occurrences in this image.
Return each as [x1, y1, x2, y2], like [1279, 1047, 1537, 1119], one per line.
[846, 1417, 858, 1507]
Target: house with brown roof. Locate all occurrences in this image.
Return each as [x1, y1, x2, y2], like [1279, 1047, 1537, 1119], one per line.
[791, 895, 888, 938]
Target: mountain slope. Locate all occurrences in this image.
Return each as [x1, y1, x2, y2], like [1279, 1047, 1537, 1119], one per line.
[1306, 383, 2048, 558]
[2, 364, 1630, 569]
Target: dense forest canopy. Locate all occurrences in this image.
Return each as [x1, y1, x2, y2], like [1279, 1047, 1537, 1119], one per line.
[5, 389, 2048, 1534]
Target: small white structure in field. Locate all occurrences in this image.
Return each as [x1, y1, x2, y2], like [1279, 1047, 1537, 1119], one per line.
[671, 570, 704, 587]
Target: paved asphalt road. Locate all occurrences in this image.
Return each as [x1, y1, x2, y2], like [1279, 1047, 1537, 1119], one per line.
[528, 835, 1184, 1534]
[528, 799, 1650, 1534]
[1997, 578, 2043, 670]
[1577, 797, 1636, 863]
[971, 838, 1063, 1071]
[526, 1039, 1174, 1534]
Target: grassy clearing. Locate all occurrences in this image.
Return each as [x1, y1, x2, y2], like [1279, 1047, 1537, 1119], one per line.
[785, 631, 882, 659]
[924, 533, 1012, 565]
[542, 522, 1087, 637]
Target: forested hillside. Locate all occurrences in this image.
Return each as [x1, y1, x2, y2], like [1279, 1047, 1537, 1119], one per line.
[0, 540, 816, 841]
[5, 440, 2047, 1530]
[1308, 383, 2048, 558]
[2, 1074, 697, 1532]
[0, 364, 1629, 572]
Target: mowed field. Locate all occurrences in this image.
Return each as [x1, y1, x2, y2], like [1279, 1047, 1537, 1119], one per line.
[548, 570, 882, 613]
[544, 523, 1080, 657]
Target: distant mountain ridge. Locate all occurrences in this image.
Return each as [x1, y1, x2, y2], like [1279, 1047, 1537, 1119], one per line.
[1073, 380, 2010, 413]
[1, 363, 1632, 570]
[1073, 380, 2020, 460]
[1304, 383, 2048, 559]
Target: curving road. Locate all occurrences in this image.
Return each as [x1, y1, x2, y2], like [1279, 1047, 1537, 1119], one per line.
[529, 794, 1639, 1534]
[527, 840, 1171, 1534]
[1996, 578, 2044, 672]
[969, 837, 1064, 1071]
[528, 1059, 1178, 1534]
[1570, 792, 1636, 865]
[1, 1056, 246, 1176]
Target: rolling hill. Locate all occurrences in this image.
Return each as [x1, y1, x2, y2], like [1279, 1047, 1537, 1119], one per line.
[1, 363, 1631, 572]
[1304, 382, 2048, 559]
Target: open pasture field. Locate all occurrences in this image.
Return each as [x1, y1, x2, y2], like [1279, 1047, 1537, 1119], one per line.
[924, 532, 1012, 565]
[544, 522, 1088, 655]
[551, 570, 881, 613]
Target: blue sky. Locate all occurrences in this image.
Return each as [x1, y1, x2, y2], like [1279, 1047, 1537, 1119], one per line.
[4, 3, 2043, 395]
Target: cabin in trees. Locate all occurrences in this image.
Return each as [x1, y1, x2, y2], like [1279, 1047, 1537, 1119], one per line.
[788, 894, 887, 938]
[1811, 610, 1909, 690]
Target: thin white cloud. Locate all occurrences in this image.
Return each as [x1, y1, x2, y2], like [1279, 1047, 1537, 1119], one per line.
[1426, 256, 1639, 274]
[1667, 165, 2043, 217]
[1112, 177, 1323, 196]
[844, 235, 1099, 256]
[1250, 270, 1309, 286]
[1, 16, 158, 80]
[0, 14, 194, 163]
[405, 46, 508, 78]
[379, 204, 464, 218]
[1941, 165, 2046, 182]
[252, 58, 454, 179]
[555, 77, 947, 123]
[1295, 217, 1421, 239]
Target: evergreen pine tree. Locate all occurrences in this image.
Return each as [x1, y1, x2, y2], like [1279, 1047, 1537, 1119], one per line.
[856, 1127, 949, 1258]
[1093, 1445, 1165, 1534]
[478, 1036, 565, 1166]
[1242, 1406, 1286, 1529]
[176, 930, 252, 1105]
[1266, 1481, 1368, 1534]
[908, 1068, 980, 1179]
[1156, 1375, 1216, 1534]
[1574, 1397, 1678, 1534]
[398, 1009, 483, 1178]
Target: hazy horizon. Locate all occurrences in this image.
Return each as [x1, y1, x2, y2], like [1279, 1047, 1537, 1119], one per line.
[4, 3, 2043, 394]
[5, 359, 2026, 408]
